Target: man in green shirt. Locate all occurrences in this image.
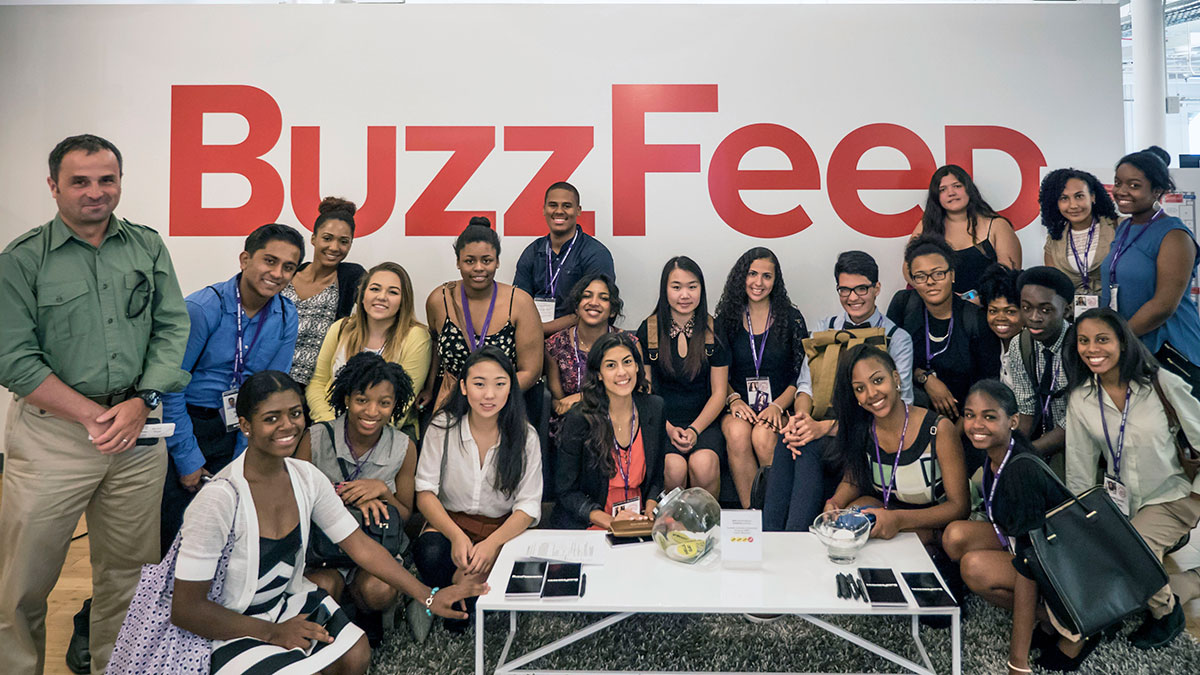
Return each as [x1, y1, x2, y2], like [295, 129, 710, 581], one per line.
[0, 134, 190, 674]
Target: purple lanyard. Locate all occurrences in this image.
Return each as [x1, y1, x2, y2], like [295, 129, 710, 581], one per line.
[342, 416, 379, 481]
[745, 307, 772, 378]
[923, 308, 953, 367]
[1109, 209, 1163, 286]
[983, 438, 1015, 548]
[544, 232, 579, 297]
[614, 407, 639, 500]
[1067, 219, 1097, 292]
[1098, 382, 1134, 479]
[871, 402, 910, 508]
[460, 282, 498, 352]
[232, 280, 270, 387]
[571, 326, 612, 390]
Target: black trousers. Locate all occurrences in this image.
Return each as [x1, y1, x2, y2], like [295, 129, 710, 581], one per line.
[159, 405, 239, 557]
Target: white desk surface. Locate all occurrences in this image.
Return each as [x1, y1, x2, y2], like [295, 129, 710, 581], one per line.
[479, 530, 951, 616]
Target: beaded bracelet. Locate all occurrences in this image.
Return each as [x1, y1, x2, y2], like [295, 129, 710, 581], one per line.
[424, 586, 441, 617]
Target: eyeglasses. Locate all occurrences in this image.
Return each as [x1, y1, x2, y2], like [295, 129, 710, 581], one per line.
[126, 270, 150, 319]
[911, 269, 949, 285]
[836, 284, 873, 298]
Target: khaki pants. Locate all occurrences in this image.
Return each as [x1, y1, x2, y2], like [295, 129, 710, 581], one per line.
[1131, 493, 1200, 619]
[0, 398, 166, 674]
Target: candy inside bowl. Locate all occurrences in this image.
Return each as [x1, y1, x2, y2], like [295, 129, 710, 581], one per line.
[811, 509, 872, 564]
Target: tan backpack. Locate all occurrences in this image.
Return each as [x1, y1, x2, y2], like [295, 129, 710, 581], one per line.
[802, 318, 898, 419]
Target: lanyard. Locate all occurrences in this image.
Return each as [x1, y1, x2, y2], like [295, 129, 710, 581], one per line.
[460, 282, 499, 352]
[342, 416, 380, 481]
[1067, 219, 1097, 291]
[571, 326, 612, 390]
[1098, 382, 1134, 479]
[871, 402, 910, 508]
[544, 231, 579, 297]
[745, 307, 772, 378]
[923, 308, 954, 367]
[1109, 209, 1163, 286]
[982, 438, 1015, 548]
[232, 280, 270, 388]
[614, 407, 639, 501]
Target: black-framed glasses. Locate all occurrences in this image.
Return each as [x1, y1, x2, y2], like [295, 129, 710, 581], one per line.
[911, 269, 949, 285]
[836, 284, 873, 298]
[126, 270, 151, 319]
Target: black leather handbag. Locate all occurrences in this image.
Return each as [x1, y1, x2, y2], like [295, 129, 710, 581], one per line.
[307, 502, 410, 569]
[1011, 454, 1167, 637]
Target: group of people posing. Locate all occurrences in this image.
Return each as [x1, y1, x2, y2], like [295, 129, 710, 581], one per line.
[1, 133, 1199, 675]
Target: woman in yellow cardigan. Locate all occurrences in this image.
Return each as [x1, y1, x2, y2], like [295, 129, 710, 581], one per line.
[306, 262, 432, 438]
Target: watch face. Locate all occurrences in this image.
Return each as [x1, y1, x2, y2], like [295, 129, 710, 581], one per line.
[140, 391, 162, 408]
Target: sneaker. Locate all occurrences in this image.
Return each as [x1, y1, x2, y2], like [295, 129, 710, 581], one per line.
[65, 598, 91, 674]
[1129, 595, 1185, 650]
[743, 613, 783, 624]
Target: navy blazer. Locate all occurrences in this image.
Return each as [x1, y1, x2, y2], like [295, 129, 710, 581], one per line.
[549, 392, 667, 529]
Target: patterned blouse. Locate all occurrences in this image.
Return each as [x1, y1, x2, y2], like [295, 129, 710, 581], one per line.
[436, 283, 518, 380]
[282, 282, 339, 385]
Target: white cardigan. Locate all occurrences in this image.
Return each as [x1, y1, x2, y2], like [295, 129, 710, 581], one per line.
[175, 455, 358, 614]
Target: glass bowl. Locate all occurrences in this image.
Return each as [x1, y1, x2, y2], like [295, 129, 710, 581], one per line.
[811, 509, 872, 564]
[651, 487, 721, 564]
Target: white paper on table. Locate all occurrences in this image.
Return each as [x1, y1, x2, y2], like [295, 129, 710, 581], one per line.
[519, 535, 609, 566]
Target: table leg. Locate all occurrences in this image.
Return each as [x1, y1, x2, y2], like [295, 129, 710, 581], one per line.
[476, 607, 485, 675]
[952, 610, 962, 675]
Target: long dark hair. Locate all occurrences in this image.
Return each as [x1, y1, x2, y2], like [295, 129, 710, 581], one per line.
[567, 272, 623, 326]
[920, 165, 1001, 243]
[714, 247, 808, 368]
[1063, 308, 1159, 392]
[653, 256, 712, 379]
[432, 346, 529, 498]
[830, 344, 901, 492]
[1038, 168, 1118, 240]
[328, 351, 415, 425]
[577, 332, 649, 477]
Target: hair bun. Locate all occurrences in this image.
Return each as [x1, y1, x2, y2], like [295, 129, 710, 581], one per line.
[1144, 146, 1171, 167]
[468, 215, 493, 230]
[318, 196, 357, 217]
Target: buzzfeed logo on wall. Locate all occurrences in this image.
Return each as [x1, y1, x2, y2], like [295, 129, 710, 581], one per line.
[169, 84, 1045, 239]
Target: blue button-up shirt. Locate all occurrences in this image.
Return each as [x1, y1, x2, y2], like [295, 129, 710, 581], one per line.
[513, 228, 615, 319]
[163, 274, 298, 476]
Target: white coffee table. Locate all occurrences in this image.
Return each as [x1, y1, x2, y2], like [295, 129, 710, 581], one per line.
[475, 530, 960, 675]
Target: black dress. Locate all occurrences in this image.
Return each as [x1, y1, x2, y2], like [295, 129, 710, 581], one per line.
[636, 318, 731, 457]
[717, 310, 806, 410]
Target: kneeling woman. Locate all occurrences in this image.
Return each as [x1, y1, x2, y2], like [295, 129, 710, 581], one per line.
[414, 347, 543, 629]
[551, 332, 667, 529]
[823, 345, 970, 541]
[296, 351, 418, 623]
[171, 371, 479, 675]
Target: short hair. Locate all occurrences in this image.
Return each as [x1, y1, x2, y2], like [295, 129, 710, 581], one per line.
[328, 352, 415, 425]
[49, 134, 123, 181]
[454, 217, 501, 257]
[978, 263, 1020, 307]
[1016, 266, 1074, 305]
[236, 370, 303, 420]
[244, 223, 306, 264]
[904, 234, 955, 271]
[1117, 146, 1175, 194]
[313, 196, 357, 236]
[544, 181, 581, 205]
[833, 250, 879, 284]
[567, 272, 623, 326]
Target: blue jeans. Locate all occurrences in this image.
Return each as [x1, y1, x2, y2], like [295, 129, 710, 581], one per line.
[763, 435, 829, 532]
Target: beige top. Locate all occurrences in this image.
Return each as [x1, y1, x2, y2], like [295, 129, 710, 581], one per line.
[1043, 216, 1116, 292]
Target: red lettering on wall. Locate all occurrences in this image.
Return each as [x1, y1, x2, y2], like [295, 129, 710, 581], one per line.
[827, 124, 937, 238]
[945, 126, 1047, 231]
[170, 85, 284, 236]
[405, 126, 495, 236]
[708, 123, 821, 238]
[290, 126, 397, 237]
[611, 84, 718, 236]
[502, 126, 595, 236]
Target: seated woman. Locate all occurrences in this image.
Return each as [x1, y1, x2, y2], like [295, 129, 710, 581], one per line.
[822, 344, 970, 542]
[413, 347, 543, 632]
[551, 332, 666, 529]
[636, 256, 731, 499]
[170, 371, 480, 675]
[714, 247, 807, 509]
[306, 261, 430, 438]
[1064, 308, 1200, 651]
[295, 352, 417, 641]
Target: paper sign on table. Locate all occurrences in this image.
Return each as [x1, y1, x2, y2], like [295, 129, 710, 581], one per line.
[519, 535, 608, 566]
[721, 509, 762, 568]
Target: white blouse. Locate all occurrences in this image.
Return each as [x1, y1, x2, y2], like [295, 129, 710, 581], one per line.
[1065, 369, 1200, 514]
[415, 412, 543, 524]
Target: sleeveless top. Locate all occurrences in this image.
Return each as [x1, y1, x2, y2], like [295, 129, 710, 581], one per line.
[950, 217, 998, 295]
[436, 282, 519, 379]
[865, 409, 945, 506]
[309, 416, 410, 492]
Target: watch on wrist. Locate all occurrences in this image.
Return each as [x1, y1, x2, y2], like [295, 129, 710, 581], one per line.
[136, 389, 163, 409]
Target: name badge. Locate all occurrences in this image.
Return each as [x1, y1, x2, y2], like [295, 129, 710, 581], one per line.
[1073, 293, 1100, 318]
[1104, 474, 1131, 517]
[1108, 284, 1119, 311]
[612, 498, 641, 516]
[221, 388, 240, 431]
[534, 296, 556, 324]
[745, 377, 773, 413]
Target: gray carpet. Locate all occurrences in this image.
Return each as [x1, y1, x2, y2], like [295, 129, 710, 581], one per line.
[368, 596, 1200, 674]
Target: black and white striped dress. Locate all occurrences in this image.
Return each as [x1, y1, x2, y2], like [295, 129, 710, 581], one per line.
[210, 525, 363, 674]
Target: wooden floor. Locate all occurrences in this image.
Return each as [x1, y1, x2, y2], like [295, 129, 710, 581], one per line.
[0, 481, 1198, 675]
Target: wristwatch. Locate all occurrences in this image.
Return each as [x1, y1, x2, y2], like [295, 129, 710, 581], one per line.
[915, 370, 935, 385]
[135, 389, 163, 409]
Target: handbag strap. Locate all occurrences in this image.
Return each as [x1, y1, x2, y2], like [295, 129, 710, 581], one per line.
[1151, 376, 1191, 449]
[204, 476, 241, 598]
[1007, 453, 1093, 517]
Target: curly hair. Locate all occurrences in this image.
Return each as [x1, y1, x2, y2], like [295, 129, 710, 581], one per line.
[576, 332, 650, 478]
[327, 351, 415, 425]
[920, 165, 1001, 243]
[1038, 168, 1118, 240]
[714, 247, 808, 371]
[977, 263, 1019, 308]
